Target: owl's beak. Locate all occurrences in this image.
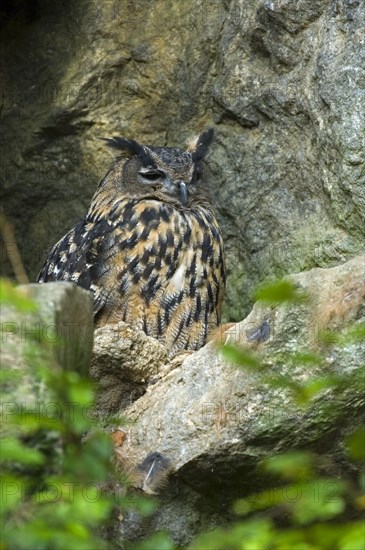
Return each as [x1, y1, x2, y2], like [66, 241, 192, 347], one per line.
[177, 181, 188, 204]
[163, 178, 188, 204]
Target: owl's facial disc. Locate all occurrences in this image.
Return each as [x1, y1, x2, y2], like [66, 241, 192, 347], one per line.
[138, 166, 189, 204]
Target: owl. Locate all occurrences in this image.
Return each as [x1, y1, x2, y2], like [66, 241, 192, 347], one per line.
[37, 129, 225, 355]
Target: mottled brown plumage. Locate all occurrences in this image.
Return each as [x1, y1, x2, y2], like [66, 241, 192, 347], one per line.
[37, 129, 225, 355]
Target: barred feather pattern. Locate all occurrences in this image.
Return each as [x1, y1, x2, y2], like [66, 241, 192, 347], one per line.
[38, 130, 225, 355]
[38, 197, 225, 355]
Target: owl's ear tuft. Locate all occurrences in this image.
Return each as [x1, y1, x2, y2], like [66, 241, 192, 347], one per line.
[100, 136, 156, 167]
[191, 128, 214, 162]
[100, 136, 144, 156]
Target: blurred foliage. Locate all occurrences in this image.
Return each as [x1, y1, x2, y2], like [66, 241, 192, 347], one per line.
[188, 279, 365, 550]
[0, 278, 38, 312]
[0, 280, 156, 549]
[1, 277, 364, 550]
[254, 278, 308, 304]
[131, 532, 175, 550]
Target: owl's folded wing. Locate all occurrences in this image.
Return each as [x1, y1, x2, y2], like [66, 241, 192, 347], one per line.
[36, 218, 118, 315]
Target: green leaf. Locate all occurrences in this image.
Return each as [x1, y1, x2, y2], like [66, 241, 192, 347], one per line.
[296, 376, 339, 405]
[133, 495, 159, 516]
[291, 480, 346, 525]
[189, 519, 273, 550]
[262, 451, 314, 481]
[255, 279, 307, 304]
[338, 521, 365, 550]
[274, 528, 315, 550]
[0, 475, 24, 512]
[221, 344, 262, 370]
[289, 351, 324, 367]
[346, 426, 365, 461]
[1, 437, 44, 465]
[236, 488, 286, 512]
[132, 531, 174, 550]
[0, 279, 38, 312]
[233, 498, 252, 516]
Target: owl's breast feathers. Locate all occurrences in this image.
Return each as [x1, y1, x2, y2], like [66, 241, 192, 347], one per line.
[38, 198, 225, 354]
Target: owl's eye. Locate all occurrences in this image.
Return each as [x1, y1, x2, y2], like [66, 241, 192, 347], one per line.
[140, 170, 165, 183]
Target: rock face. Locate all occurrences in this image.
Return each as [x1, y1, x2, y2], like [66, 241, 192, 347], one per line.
[1, 282, 93, 411]
[1, 0, 364, 322]
[90, 254, 365, 545]
[90, 322, 168, 415]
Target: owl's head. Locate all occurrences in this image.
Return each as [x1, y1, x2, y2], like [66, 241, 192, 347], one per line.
[101, 129, 214, 206]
